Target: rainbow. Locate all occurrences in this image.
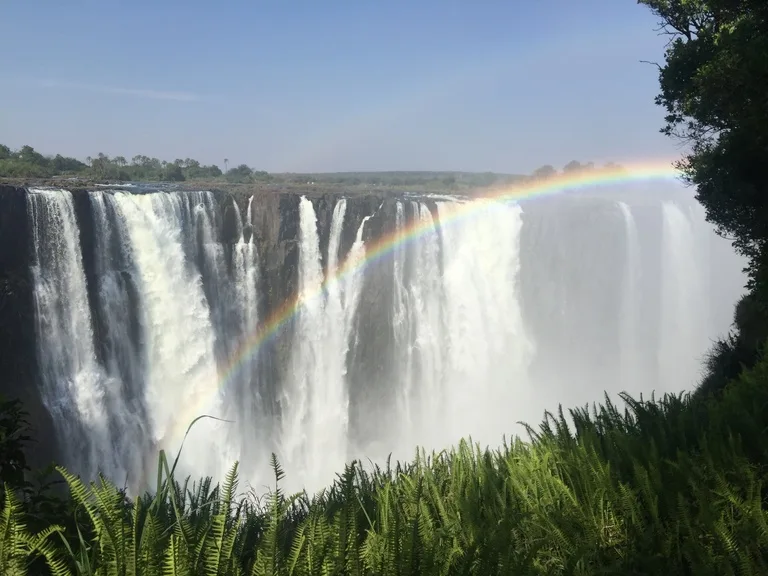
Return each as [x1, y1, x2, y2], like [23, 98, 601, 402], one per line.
[173, 159, 683, 441]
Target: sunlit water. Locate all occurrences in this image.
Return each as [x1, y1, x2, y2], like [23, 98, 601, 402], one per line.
[26, 185, 746, 493]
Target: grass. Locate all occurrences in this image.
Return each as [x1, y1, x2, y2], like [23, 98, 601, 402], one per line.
[3, 353, 768, 575]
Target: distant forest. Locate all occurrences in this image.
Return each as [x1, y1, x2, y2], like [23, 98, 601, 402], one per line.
[0, 143, 614, 188]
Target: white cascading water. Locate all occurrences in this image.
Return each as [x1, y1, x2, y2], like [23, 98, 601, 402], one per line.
[22, 185, 749, 495]
[618, 201, 642, 397]
[341, 215, 371, 342]
[398, 201, 445, 451]
[385, 198, 534, 457]
[279, 197, 367, 491]
[27, 189, 118, 479]
[392, 201, 415, 440]
[111, 192, 225, 483]
[88, 191, 148, 481]
[229, 197, 262, 475]
[233, 196, 259, 342]
[190, 193, 239, 374]
[437, 199, 534, 444]
[658, 201, 711, 393]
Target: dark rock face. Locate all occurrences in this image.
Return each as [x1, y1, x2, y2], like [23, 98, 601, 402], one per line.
[0, 186, 58, 468]
[346, 197, 401, 449]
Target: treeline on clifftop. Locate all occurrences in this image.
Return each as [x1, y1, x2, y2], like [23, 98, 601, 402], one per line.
[0, 144, 228, 183]
[3, 1, 768, 573]
[0, 142, 611, 189]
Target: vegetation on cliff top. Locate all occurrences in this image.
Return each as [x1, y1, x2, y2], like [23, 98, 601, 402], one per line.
[0, 142, 609, 190]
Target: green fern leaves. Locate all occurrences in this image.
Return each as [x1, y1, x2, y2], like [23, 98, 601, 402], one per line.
[3, 355, 768, 575]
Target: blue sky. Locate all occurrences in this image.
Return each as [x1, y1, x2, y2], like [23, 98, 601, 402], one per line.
[2, 1, 676, 173]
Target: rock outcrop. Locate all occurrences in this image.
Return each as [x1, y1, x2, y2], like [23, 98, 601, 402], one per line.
[0, 185, 58, 468]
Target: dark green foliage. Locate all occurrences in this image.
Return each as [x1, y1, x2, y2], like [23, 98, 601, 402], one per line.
[0, 145, 226, 183]
[695, 293, 768, 397]
[164, 163, 186, 182]
[532, 165, 557, 179]
[0, 143, 563, 189]
[0, 397, 83, 575]
[563, 160, 594, 173]
[51, 155, 87, 174]
[0, 145, 84, 179]
[225, 164, 256, 183]
[697, 334, 759, 398]
[0, 397, 31, 490]
[639, 0, 768, 286]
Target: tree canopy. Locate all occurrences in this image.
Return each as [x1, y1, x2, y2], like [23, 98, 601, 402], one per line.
[640, 0, 768, 395]
[639, 0, 768, 288]
[0, 145, 244, 183]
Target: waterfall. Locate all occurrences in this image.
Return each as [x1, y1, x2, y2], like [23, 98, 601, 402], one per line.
[230, 197, 263, 474]
[392, 201, 414, 439]
[375, 198, 535, 457]
[618, 201, 642, 396]
[187, 192, 236, 367]
[437, 199, 533, 443]
[399, 201, 445, 451]
[27, 189, 118, 479]
[89, 191, 149, 482]
[342, 215, 371, 342]
[327, 199, 347, 275]
[110, 192, 224, 482]
[279, 197, 366, 491]
[18, 184, 748, 494]
[658, 201, 711, 392]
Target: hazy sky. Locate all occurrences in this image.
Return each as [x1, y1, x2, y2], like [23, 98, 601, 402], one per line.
[2, 1, 678, 173]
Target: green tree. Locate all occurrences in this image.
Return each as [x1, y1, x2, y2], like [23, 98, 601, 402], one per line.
[639, 0, 768, 288]
[164, 163, 185, 181]
[563, 160, 583, 173]
[532, 164, 557, 179]
[51, 154, 86, 173]
[0, 397, 31, 490]
[0, 144, 10, 160]
[18, 145, 47, 166]
[226, 163, 253, 183]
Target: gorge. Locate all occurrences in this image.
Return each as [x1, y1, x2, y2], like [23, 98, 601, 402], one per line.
[0, 181, 747, 494]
